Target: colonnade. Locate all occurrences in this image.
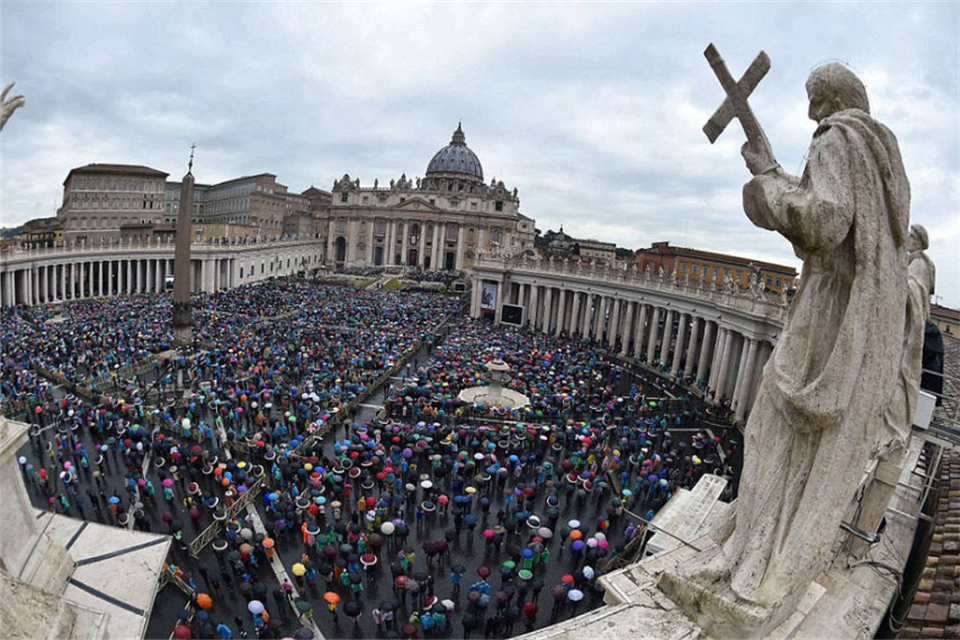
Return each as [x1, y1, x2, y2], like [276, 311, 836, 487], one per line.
[1, 240, 323, 308]
[471, 267, 784, 423]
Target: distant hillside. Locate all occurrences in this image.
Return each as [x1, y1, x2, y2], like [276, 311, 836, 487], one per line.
[0, 226, 24, 239]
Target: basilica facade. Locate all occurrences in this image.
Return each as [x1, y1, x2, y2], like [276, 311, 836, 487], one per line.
[323, 124, 536, 271]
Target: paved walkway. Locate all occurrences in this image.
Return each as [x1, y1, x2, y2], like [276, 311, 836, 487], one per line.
[245, 505, 325, 640]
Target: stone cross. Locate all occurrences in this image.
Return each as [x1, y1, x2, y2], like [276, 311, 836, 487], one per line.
[703, 43, 775, 170]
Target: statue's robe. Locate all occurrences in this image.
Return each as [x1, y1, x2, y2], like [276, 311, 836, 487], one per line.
[708, 108, 910, 610]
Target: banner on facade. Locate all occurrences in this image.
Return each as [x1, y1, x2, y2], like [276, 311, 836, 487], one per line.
[481, 281, 499, 315]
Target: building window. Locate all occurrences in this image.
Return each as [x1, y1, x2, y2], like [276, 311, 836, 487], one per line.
[495, 201, 504, 212]
[340, 192, 348, 203]
[766, 276, 773, 287]
[713, 267, 719, 278]
[680, 262, 687, 272]
[775, 278, 782, 287]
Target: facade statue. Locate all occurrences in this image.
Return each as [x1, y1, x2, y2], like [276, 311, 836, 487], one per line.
[374, 178, 378, 189]
[662, 61, 911, 636]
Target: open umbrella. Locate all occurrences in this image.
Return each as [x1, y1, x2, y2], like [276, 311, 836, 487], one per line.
[248, 600, 264, 614]
[343, 600, 362, 617]
[568, 589, 584, 601]
[324, 591, 341, 604]
[173, 624, 192, 639]
[293, 627, 315, 640]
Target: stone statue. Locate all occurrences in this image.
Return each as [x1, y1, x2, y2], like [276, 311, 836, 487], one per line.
[416, 177, 421, 189]
[850, 224, 935, 553]
[374, 178, 378, 189]
[661, 61, 911, 637]
[0, 82, 25, 132]
[657, 265, 665, 282]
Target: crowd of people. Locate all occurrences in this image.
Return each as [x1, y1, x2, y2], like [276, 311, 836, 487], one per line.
[3, 278, 738, 639]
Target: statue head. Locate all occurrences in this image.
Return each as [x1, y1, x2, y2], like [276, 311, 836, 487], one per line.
[907, 223, 929, 253]
[806, 62, 870, 122]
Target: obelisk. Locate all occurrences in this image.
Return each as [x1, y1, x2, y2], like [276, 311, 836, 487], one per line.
[172, 145, 196, 347]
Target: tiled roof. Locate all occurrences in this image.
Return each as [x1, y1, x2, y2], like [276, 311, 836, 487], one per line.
[899, 453, 960, 638]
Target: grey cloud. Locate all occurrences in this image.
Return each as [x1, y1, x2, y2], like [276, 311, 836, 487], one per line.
[1, 1, 957, 305]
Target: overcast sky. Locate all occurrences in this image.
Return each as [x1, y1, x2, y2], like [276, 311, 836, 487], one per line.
[2, 2, 958, 306]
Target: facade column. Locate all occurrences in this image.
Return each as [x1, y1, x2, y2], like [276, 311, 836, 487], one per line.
[471, 281, 483, 319]
[645, 306, 661, 365]
[107, 260, 113, 296]
[659, 309, 675, 365]
[608, 298, 621, 349]
[418, 224, 427, 268]
[454, 226, 466, 271]
[125, 260, 132, 293]
[633, 303, 648, 360]
[527, 285, 539, 329]
[388, 221, 398, 265]
[400, 221, 409, 266]
[58, 264, 66, 301]
[619, 301, 635, 357]
[430, 224, 440, 270]
[714, 330, 736, 401]
[684, 317, 702, 379]
[671, 312, 688, 375]
[39, 266, 47, 303]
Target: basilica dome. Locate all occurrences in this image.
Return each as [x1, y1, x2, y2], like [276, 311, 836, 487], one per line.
[425, 123, 484, 183]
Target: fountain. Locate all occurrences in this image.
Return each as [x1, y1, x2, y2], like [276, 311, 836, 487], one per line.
[457, 358, 530, 410]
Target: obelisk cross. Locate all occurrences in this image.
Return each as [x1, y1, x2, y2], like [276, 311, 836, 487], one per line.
[703, 43, 776, 170]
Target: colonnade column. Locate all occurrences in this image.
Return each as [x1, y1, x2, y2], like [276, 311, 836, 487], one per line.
[608, 299, 621, 349]
[645, 306, 661, 365]
[734, 338, 760, 421]
[714, 330, 736, 401]
[570, 292, 582, 336]
[619, 302, 635, 357]
[554, 291, 566, 337]
[659, 309, 675, 365]
[541, 287, 553, 333]
[731, 337, 752, 414]
[671, 312, 688, 375]
[708, 327, 727, 394]
[684, 317, 702, 379]
[633, 304, 648, 360]
[696, 321, 715, 384]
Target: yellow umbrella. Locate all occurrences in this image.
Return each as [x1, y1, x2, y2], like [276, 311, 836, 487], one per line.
[292, 562, 306, 577]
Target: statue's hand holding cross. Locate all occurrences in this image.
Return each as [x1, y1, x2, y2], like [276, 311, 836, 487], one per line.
[703, 44, 779, 176]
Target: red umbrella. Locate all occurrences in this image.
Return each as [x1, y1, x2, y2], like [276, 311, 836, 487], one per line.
[561, 574, 574, 585]
[173, 624, 192, 639]
[395, 575, 409, 587]
[477, 566, 491, 578]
